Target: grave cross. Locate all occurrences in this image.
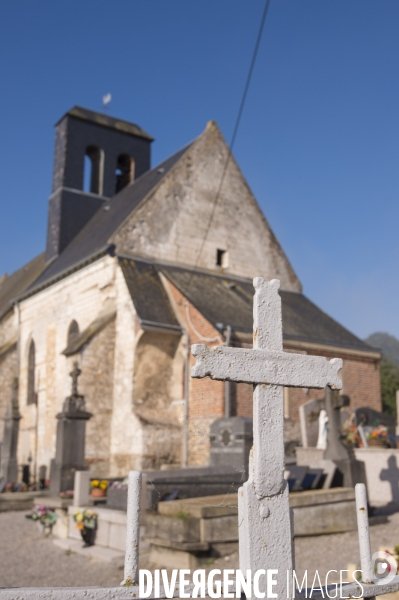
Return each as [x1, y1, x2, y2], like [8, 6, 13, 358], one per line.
[192, 278, 342, 599]
[70, 361, 81, 397]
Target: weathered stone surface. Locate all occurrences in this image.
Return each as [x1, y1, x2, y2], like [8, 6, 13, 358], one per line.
[145, 512, 200, 542]
[112, 123, 301, 291]
[192, 277, 343, 599]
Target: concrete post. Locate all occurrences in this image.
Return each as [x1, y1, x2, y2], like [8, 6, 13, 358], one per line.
[122, 470, 142, 586]
[355, 483, 373, 584]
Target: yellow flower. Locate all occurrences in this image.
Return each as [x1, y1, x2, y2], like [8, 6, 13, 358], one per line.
[100, 480, 108, 490]
[91, 480, 100, 488]
[75, 513, 83, 522]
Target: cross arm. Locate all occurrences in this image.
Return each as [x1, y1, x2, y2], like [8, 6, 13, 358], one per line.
[191, 344, 343, 390]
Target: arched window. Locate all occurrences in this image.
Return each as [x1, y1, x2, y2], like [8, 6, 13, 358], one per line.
[27, 340, 36, 405]
[115, 153, 135, 193]
[67, 320, 80, 346]
[83, 145, 104, 194]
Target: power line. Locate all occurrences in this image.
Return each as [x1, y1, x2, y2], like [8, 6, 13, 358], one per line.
[187, 0, 272, 287]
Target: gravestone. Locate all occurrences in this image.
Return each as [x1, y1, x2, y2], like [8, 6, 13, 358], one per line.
[209, 417, 252, 474]
[1, 378, 21, 483]
[192, 278, 342, 599]
[50, 363, 92, 495]
[324, 388, 366, 488]
[299, 397, 324, 448]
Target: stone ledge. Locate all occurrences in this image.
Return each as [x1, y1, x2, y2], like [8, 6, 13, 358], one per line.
[53, 537, 124, 566]
[146, 536, 209, 552]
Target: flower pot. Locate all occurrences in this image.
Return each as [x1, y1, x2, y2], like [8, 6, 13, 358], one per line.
[91, 488, 106, 498]
[80, 527, 96, 547]
[367, 439, 387, 448]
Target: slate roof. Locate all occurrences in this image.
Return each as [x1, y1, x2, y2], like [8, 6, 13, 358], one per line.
[119, 258, 181, 332]
[28, 143, 192, 295]
[0, 253, 47, 320]
[58, 106, 154, 140]
[158, 264, 375, 353]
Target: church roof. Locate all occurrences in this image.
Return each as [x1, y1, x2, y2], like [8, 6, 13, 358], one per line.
[57, 106, 154, 140]
[115, 257, 375, 354]
[119, 258, 181, 332]
[0, 253, 47, 320]
[26, 143, 192, 297]
[121, 260, 374, 354]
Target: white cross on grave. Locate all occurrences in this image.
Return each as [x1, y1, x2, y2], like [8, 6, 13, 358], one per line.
[192, 278, 343, 599]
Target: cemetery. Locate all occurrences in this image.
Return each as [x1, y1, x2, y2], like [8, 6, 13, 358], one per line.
[1, 276, 399, 599]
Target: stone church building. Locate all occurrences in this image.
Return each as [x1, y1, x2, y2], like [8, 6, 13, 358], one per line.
[0, 107, 381, 480]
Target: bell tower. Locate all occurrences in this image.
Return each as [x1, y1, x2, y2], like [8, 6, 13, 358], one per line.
[45, 106, 153, 261]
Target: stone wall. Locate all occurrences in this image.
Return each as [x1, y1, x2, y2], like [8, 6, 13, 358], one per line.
[79, 318, 116, 477]
[16, 256, 119, 478]
[0, 346, 17, 422]
[0, 312, 18, 425]
[112, 122, 301, 292]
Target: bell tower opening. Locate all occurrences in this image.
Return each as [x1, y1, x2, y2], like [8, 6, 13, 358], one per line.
[83, 145, 104, 195]
[115, 153, 135, 194]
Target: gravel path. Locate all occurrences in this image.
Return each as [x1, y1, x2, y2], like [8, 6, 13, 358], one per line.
[1, 509, 399, 588]
[0, 511, 122, 588]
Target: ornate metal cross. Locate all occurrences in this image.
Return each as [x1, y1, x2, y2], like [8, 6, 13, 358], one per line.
[192, 278, 342, 599]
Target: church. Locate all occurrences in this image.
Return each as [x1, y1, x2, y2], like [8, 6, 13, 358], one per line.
[0, 107, 381, 480]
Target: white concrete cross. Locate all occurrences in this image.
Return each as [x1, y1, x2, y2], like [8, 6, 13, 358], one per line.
[192, 278, 343, 599]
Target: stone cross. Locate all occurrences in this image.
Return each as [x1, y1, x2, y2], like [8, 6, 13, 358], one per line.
[70, 361, 81, 397]
[192, 278, 342, 599]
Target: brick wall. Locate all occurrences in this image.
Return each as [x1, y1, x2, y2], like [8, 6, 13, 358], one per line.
[285, 347, 381, 422]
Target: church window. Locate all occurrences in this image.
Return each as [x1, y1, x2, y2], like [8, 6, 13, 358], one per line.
[115, 154, 135, 193]
[27, 340, 36, 405]
[67, 320, 80, 346]
[216, 249, 228, 268]
[83, 145, 104, 195]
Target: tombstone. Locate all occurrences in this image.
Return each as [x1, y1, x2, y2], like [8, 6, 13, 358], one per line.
[209, 417, 252, 474]
[299, 397, 324, 448]
[324, 388, 367, 488]
[192, 278, 343, 598]
[73, 470, 91, 506]
[50, 362, 92, 495]
[1, 378, 21, 483]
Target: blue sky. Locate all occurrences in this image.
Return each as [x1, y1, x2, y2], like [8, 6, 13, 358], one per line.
[0, 1, 398, 340]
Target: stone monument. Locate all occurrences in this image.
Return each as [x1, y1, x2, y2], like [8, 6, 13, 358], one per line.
[1, 378, 21, 483]
[324, 387, 366, 488]
[209, 417, 252, 473]
[50, 362, 92, 495]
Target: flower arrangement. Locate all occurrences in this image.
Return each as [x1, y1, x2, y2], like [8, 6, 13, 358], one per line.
[73, 509, 98, 546]
[344, 425, 361, 447]
[26, 504, 57, 530]
[91, 479, 108, 491]
[73, 509, 97, 531]
[90, 479, 108, 498]
[366, 424, 388, 441]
